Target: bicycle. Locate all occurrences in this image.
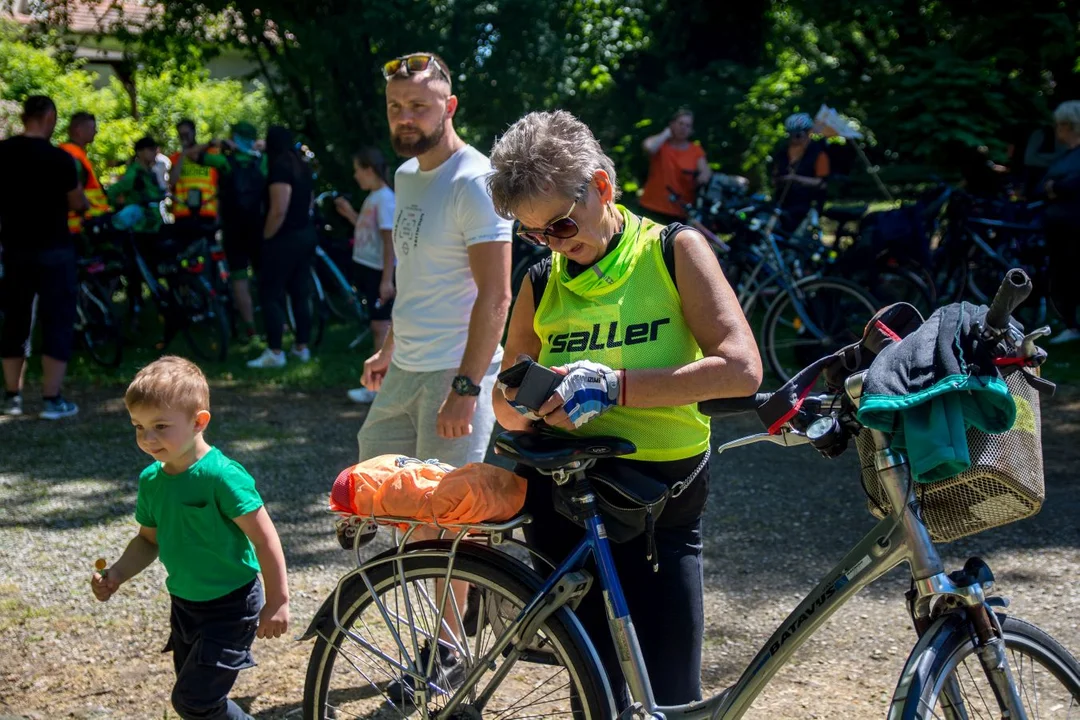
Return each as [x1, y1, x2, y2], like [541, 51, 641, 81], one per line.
[300, 269, 1077, 719]
[99, 210, 231, 362]
[74, 252, 124, 368]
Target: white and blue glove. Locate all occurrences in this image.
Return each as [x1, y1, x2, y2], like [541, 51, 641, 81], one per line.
[552, 360, 622, 429]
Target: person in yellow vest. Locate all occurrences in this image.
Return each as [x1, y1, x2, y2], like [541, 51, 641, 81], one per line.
[487, 110, 762, 711]
[169, 119, 219, 243]
[59, 111, 111, 235]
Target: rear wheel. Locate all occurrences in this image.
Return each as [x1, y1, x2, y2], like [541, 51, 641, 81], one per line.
[174, 274, 230, 362]
[303, 544, 611, 719]
[761, 277, 878, 383]
[76, 278, 123, 368]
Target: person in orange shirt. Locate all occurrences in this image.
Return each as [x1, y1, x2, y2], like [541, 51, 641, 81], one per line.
[639, 108, 712, 224]
[169, 119, 220, 244]
[771, 112, 831, 232]
[59, 112, 110, 235]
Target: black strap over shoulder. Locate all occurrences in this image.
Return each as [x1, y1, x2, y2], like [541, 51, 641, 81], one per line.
[659, 222, 692, 291]
[529, 256, 552, 311]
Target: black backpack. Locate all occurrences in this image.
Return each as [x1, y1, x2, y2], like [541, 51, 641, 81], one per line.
[220, 153, 266, 220]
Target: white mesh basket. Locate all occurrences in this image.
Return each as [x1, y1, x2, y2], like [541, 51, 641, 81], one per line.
[858, 370, 1044, 543]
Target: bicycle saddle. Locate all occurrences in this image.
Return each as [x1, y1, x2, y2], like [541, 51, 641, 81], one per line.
[493, 430, 636, 470]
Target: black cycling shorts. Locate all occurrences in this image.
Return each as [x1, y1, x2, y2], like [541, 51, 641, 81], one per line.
[0, 246, 78, 362]
[352, 262, 394, 322]
[220, 220, 263, 278]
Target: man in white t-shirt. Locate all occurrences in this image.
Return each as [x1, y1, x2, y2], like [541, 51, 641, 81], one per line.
[358, 52, 511, 472]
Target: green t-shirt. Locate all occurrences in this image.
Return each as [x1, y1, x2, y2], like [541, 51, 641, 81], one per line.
[135, 446, 263, 601]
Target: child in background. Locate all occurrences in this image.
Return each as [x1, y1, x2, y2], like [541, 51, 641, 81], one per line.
[91, 356, 289, 720]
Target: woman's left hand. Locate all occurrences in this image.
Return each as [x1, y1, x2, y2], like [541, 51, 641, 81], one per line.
[537, 360, 622, 430]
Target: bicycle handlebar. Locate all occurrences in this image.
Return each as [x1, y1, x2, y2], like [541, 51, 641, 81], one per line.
[985, 268, 1031, 332]
[698, 393, 773, 418]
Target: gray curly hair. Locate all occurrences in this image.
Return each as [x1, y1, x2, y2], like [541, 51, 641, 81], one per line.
[487, 110, 620, 220]
[1054, 101, 1080, 134]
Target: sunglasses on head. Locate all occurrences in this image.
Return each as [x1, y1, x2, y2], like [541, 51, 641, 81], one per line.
[382, 54, 451, 83]
[516, 184, 591, 247]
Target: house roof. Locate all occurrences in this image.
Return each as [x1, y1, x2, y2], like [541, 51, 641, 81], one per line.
[9, 0, 152, 34]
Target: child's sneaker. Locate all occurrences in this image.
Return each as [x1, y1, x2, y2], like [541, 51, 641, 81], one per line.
[41, 396, 78, 420]
[2, 393, 23, 416]
[247, 349, 287, 368]
[290, 347, 311, 363]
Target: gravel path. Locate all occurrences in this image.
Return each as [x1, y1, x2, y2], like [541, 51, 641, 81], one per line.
[1, 384, 1077, 719]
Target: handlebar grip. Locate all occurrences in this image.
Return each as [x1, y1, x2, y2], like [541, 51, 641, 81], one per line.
[985, 268, 1032, 332]
[698, 393, 773, 418]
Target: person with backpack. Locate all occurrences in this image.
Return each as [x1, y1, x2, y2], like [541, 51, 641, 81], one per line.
[185, 122, 268, 339]
[487, 109, 761, 711]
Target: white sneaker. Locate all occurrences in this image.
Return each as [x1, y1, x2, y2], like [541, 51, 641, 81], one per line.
[291, 347, 312, 363]
[1049, 328, 1080, 345]
[347, 387, 378, 404]
[247, 349, 287, 368]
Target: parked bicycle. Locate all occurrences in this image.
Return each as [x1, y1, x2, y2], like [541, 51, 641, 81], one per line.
[300, 269, 1076, 720]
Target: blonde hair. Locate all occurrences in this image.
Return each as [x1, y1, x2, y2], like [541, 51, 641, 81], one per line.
[486, 110, 620, 220]
[125, 356, 210, 415]
[1054, 101, 1080, 134]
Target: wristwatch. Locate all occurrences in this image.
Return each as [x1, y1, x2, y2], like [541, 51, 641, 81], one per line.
[451, 375, 482, 397]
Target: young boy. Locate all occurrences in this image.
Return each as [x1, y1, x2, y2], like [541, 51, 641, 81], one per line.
[91, 356, 289, 720]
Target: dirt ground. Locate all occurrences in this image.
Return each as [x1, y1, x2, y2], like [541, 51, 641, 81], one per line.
[1, 383, 1078, 719]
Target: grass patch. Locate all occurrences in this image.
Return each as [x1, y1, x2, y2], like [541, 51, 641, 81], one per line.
[25, 317, 376, 393]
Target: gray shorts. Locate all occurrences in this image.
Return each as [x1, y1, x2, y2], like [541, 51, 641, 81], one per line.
[357, 360, 500, 468]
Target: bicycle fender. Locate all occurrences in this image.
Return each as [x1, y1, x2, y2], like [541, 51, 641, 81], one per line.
[888, 605, 1008, 720]
[298, 540, 532, 642]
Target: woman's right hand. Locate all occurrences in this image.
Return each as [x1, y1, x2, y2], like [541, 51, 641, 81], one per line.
[362, 350, 391, 392]
[91, 568, 122, 602]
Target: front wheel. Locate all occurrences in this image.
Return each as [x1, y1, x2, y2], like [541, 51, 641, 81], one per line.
[760, 277, 879, 383]
[302, 542, 612, 719]
[895, 613, 1080, 719]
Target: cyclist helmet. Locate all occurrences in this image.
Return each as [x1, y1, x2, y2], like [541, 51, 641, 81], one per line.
[784, 113, 814, 133]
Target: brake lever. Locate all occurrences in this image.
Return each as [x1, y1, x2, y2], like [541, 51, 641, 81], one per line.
[714, 429, 811, 456]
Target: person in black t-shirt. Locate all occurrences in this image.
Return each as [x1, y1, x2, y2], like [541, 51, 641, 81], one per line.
[0, 96, 88, 419]
[246, 125, 317, 369]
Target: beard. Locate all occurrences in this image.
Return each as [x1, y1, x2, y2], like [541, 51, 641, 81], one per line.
[391, 116, 447, 158]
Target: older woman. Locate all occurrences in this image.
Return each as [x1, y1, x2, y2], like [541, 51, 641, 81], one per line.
[487, 110, 762, 708]
[1044, 101, 1080, 345]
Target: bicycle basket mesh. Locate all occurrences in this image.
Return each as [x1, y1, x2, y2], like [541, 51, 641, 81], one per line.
[857, 370, 1044, 543]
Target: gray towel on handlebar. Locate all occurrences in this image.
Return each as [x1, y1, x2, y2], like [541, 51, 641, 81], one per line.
[856, 301, 1016, 483]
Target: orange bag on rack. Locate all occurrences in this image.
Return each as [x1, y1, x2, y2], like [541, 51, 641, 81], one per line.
[432, 463, 527, 526]
[329, 454, 410, 516]
[329, 456, 526, 526]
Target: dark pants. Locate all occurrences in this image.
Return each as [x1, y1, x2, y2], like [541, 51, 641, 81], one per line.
[519, 458, 707, 709]
[352, 262, 394, 321]
[166, 578, 263, 720]
[260, 226, 316, 350]
[0, 245, 77, 362]
[1046, 216, 1080, 329]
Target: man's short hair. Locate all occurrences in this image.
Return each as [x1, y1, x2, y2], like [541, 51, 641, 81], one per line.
[22, 95, 56, 122]
[125, 356, 210, 415]
[134, 135, 158, 153]
[177, 118, 196, 132]
[70, 111, 96, 130]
